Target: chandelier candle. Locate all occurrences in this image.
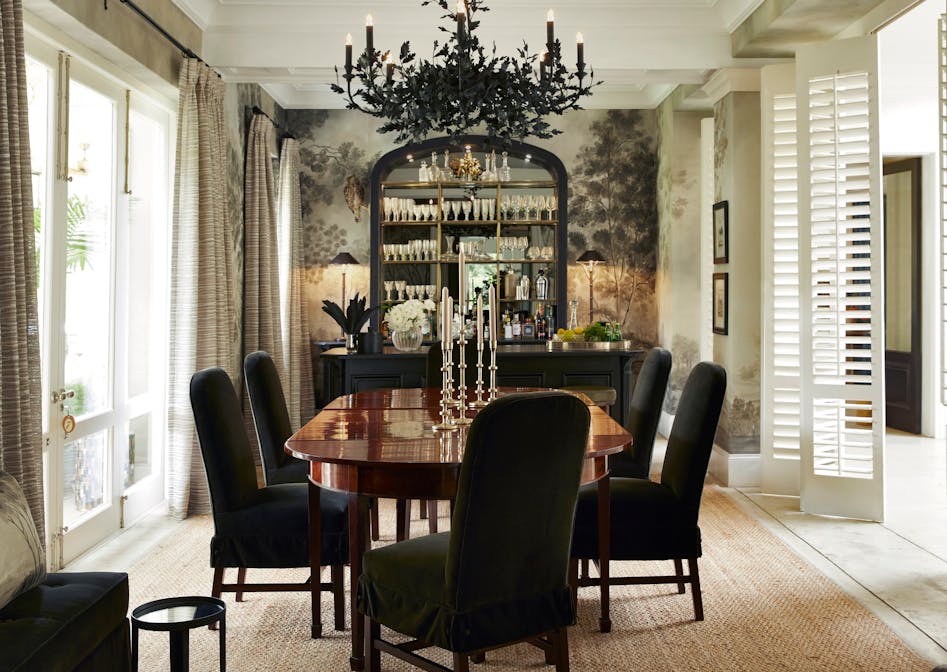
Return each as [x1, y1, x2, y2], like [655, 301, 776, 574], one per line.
[456, 0, 466, 38]
[345, 33, 352, 69]
[546, 10, 555, 53]
[365, 15, 373, 60]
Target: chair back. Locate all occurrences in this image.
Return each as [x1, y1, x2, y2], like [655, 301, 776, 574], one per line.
[424, 340, 488, 388]
[610, 347, 672, 478]
[660, 362, 726, 524]
[244, 351, 294, 480]
[446, 392, 590, 612]
[190, 367, 260, 514]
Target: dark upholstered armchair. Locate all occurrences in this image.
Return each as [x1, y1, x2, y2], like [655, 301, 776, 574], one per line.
[190, 366, 348, 638]
[609, 346, 672, 479]
[571, 361, 726, 626]
[358, 391, 591, 672]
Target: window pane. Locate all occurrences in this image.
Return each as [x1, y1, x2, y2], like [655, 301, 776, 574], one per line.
[64, 80, 114, 417]
[123, 414, 152, 488]
[63, 429, 110, 526]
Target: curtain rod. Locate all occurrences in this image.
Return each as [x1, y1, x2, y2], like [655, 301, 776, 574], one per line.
[104, 0, 219, 75]
[250, 106, 295, 140]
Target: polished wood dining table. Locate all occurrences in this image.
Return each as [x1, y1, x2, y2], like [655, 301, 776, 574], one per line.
[286, 387, 631, 671]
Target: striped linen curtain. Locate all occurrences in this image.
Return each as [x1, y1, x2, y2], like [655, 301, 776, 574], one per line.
[0, 0, 45, 540]
[166, 58, 234, 518]
[277, 138, 315, 427]
[243, 114, 284, 453]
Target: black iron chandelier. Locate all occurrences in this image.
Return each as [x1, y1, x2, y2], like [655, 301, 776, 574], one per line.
[332, 0, 597, 145]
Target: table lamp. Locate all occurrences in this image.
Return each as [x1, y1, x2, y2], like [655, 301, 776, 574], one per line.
[330, 252, 359, 335]
[577, 249, 606, 325]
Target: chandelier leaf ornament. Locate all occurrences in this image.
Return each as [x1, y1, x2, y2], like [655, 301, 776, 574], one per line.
[331, 0, 599, 145]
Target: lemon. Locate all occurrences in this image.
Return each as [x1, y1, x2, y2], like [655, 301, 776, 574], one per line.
[557, 327, 565, 335]
[574, 326, 584, 335]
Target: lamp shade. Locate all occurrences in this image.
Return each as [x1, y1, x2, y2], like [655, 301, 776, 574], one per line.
[330, 252, 359, 266]
[577, 250, 606, 264]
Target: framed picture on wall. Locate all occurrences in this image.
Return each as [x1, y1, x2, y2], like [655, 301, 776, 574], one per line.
[713, 272, 728, 335]
[713, 200, 729, 264]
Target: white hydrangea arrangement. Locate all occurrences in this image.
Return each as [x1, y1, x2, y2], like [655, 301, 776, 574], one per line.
[386, 298, 436, 333]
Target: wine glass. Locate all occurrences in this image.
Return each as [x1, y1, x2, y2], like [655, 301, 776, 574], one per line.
[395, 280, 407, 300]
[461, 200, 472, 221]
[450, 201, 460, 221]
[472, 199, 481, 221]
[383, 280, 394, 301]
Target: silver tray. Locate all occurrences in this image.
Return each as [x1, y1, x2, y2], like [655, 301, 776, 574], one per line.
[546, 340, 636, 351]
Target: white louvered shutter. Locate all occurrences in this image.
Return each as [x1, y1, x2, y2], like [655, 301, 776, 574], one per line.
[761, 64, 801, 495]
[796, 37, 885, 521]
[940, 14, 947, 404]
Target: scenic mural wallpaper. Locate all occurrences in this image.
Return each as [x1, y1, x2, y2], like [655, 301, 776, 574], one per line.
[284, 108, 660, 344]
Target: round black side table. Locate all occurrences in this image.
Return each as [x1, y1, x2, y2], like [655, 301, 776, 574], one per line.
[131, 596, 226, 672]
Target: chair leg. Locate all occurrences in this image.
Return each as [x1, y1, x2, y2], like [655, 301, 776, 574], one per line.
[580, 558, 590, 580]
[364, 615, 381, 672]
[332, 564, 345, 631]
[568, 558, 578, 611]
[370, 498, 380, 542]
[470, 651, 486, 664]
[673, 559, 685, 594]
[419, 499, 428, 519]
[396, 498, 409, 541]
[688, 558, 704, 621]
[427, 500, 438, 534]
[236, 567, 247, 602]
[453, 652, 470, 672]
[553, 627, 570, 672]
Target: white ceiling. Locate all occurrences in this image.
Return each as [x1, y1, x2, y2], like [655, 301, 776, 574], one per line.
[172, 0, 783, 109]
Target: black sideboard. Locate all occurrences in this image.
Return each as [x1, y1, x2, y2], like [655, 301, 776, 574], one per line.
[319, 344, 646, 425]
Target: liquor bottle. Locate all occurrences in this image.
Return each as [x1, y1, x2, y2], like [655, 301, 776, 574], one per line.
[535, 305, 546, 340]
[511, 313, 522, 339]
[523, 315, 535, 339]
[535, 269, 548, 300]
[503, 311, 513, 340]
[500, 151, 511, 182]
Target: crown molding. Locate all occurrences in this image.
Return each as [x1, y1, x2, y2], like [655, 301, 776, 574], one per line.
[701, 67, 761, 104]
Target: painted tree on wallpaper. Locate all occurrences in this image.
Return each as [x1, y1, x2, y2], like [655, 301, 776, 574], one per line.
[287, 111, 379, 272]
[568, 110, 657, 339]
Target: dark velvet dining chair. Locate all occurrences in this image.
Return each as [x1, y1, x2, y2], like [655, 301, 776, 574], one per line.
[244, 350, 310, 485]
[244, 350, 382, 541]
[571, 361, 726, 626]
[358, 391, 591, 672]
[609, 346, 672, 479]
[190, 366, 349, 638]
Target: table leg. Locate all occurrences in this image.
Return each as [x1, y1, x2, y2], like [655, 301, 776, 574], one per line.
[349, 493, 370, 671]
[309, 480, 323, 639]
[597, 474, 611, 633]
[169, 629, 189, 672]
[218, 613, 226, 672]
[131, 623, 139, 672]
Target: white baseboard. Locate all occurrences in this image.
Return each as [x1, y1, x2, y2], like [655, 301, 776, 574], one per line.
[708, 445, 760, 488]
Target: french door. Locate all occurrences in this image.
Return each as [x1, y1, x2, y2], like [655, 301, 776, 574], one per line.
[26, 37, 172, 567]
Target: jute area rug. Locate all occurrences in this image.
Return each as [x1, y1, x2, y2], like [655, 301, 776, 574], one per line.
[127, 486, 930, 671]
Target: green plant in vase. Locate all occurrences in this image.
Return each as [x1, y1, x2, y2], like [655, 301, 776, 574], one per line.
[322, 293, 379, 352]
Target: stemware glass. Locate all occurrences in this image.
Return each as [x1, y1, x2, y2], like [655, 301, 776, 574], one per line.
[449, 201, 460, 221]
[383, 280, 394, 300]
[395, 280, 407, 300]
[461, 200, 472, 221]
[472, 199, 481, 221]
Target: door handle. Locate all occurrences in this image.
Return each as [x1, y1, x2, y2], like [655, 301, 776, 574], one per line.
[51, 388, 76, 403]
